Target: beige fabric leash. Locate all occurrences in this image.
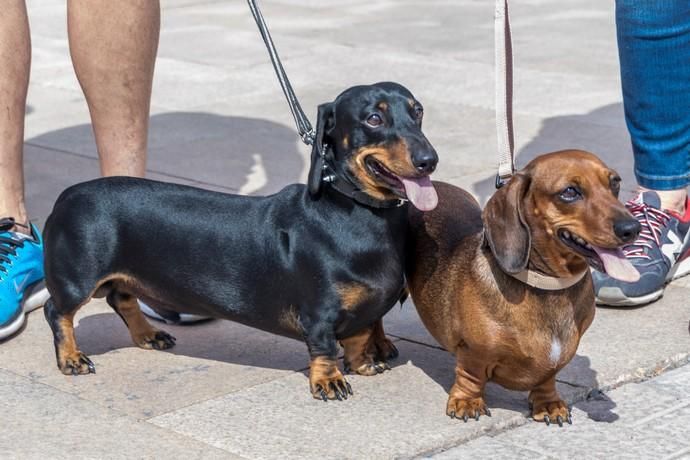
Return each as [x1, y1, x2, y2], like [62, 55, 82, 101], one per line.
[494, 1, 587, 290]
[495, 0, 515, 188]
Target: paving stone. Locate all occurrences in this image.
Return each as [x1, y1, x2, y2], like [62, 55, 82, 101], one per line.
[644, 364, 690, 399]
[0, 300, 309, 419]
[464, 377, 690, 460]
[430, 437, 549, 460]
[149, 341, 530, 460]
[0, 370, 240, 460]
[558, 285, 690, 390]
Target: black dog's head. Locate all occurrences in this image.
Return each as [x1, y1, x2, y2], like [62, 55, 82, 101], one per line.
[309, 82, 439, 211]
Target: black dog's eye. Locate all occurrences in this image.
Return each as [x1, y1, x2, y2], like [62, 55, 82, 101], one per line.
[559, 186, 582, 203]
[366, 113, 383, 127]
[414, 106, 424, 120]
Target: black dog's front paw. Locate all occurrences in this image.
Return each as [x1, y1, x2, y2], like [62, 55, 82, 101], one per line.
[59, 352, 96, 375]
[309, 357, 352, 401]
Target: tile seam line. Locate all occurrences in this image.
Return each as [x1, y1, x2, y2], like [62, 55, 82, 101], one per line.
[143, 342, 404, 424]
[144, 368, 312, 422]
[407, 355, 690, 457]
[23, 141, 240, 192]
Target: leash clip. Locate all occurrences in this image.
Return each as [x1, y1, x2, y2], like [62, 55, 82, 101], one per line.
[495, 173, 510, 189]
[301, 129, 315, 146]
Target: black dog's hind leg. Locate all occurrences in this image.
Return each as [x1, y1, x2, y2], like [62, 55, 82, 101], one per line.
[44, 298, 95, 375]
[106, 289, 176, 350]
[303, 318, 351, 401]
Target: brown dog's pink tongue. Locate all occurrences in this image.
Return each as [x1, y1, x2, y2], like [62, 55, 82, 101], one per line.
[592, 246, 640, 282]
[398, 176, 438, 211]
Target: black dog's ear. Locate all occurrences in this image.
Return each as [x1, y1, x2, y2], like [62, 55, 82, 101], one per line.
[482, 173, 531, 274]
[308, 102, 335, 196]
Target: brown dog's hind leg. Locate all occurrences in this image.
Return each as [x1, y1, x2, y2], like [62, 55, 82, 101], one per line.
[340, 324, 392, 376]
[447, 355, 490, 421]
[529, 376, 571, 426]
[371, 319, 399, 362]
[44, 298, 95, 375]
[309, 356, 352, 401]
[106, 290, 176, 350]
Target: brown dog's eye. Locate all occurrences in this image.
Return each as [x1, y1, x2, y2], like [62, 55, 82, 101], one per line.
[414, 106, 424, 120]
[366, 114, 383, 127]
[559, 186, 582, 203]
[611, 176, 621, 197]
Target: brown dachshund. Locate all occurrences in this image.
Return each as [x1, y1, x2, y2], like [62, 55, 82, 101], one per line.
[406, 150, 641, 425]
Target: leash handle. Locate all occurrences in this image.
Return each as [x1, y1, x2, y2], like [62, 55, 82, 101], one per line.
[495, 0, 515, 188]
[247, 0, 315, 146]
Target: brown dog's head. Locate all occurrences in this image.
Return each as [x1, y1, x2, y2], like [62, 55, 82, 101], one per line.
[482, 150, 640, 281]
[308, 82, 439, 211]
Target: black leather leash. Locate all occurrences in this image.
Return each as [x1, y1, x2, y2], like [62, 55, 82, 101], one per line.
[246, 0, 315, 146]
[247, 0, 404, 209]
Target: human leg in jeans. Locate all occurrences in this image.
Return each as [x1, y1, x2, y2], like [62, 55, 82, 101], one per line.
[594, 1, 690, 306]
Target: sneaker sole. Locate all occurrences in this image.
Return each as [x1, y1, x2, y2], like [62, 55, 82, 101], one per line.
[596, 256, 690, 307]
[0, 281, 49, 340]
[138, 300, 212, 324]
[0, 311, 26, 341]
[23, 281, 50, 313]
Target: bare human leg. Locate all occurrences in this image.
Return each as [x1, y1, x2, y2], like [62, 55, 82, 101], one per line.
[67, 0, 160, 178]
[0, 1, 31, 233]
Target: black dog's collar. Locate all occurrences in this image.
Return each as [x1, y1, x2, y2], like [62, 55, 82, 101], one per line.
[322, 164, 406, 209]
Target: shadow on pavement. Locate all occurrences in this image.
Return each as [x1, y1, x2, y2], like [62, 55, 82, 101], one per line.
[470, 103, 632, 205]
[74, 312, 308, 371]
[25, 112, 306, 222]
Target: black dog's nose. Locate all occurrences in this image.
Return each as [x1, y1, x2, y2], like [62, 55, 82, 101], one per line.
[613, 218, 641, 243]
[412, 151, 438, 174]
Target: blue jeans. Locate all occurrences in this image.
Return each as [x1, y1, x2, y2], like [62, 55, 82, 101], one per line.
[616, 1, 690, 190]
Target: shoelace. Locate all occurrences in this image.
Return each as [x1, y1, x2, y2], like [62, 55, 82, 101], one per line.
[623, 197, 672, 260]
[0, 234, 25, 280]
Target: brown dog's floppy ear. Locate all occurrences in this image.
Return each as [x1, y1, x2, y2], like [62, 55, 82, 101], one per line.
[308, 102, 335, 196]
[482, 173, 531, 274]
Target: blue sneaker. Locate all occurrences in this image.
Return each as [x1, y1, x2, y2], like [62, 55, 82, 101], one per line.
[593, 192, 690, 306]
[0, 218, 50, 340]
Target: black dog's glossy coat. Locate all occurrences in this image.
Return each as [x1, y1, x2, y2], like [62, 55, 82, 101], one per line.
[42, 82, 438, 398]
[46, 179, 407, 344]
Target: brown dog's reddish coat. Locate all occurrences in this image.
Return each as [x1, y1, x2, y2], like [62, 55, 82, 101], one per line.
[406, 150, 638, 424]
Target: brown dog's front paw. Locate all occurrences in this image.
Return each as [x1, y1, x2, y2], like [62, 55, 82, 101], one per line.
[346, 361, 391, 376]
[532, 400, 572, 426]
[309, 357, 352, 401]
[59, 351, 96, 376]
[446, 395, 491, 422]
[136, 330, 176, 350]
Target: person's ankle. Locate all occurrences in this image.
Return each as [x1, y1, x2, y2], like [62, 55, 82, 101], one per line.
[639, 187, 688, 215]
[0, 216, 31, 235]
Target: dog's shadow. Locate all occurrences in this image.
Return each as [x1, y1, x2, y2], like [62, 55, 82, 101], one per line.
[406, 342, 619, 422]
[74, 312, 310, 372]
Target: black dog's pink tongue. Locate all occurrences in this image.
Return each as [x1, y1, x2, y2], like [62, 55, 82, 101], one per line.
[398, 176, 438, 211]
[592, 246, 640, 282]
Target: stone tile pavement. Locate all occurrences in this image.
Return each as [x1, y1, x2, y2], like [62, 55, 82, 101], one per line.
[2, 0, 689, 458]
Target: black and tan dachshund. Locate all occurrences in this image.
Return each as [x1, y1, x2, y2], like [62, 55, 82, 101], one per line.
[42, 82, 439, 401]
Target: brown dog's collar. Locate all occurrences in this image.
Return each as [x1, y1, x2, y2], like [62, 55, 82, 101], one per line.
[508, 268, 588, 290]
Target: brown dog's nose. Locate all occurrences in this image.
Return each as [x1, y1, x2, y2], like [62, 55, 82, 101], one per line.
[614, 218, 641, 243]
